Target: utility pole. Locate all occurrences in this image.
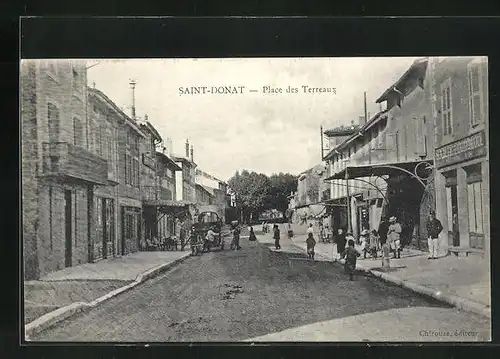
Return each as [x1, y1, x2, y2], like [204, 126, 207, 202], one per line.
[320, 125, 324, 160]
[365, 91, 371, 165]
[345, 166, 351, 233]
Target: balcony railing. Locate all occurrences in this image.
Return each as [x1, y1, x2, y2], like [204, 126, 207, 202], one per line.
[41, 142, 108, 185]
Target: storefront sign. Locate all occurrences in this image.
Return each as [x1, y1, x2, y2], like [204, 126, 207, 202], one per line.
[142, 153, 156, 169]
[435, 130, 486, 169]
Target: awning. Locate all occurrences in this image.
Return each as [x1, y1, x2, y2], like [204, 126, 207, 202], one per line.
[143, 199, 195, 207]
[325, 160, 433, 180]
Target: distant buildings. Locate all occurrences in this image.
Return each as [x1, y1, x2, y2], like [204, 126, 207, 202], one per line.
[21, 60, 229, 280]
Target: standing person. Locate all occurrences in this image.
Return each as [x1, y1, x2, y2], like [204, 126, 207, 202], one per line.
[287, 222, 294, 238]
[344, 239, 361, 281]
[426, 210, 443, 259]
[388, 216, 402, 259]
[334, 228, 347, 260]
[359, 229, 370, 259]
[369, 229, 380, 258]
[306, 232, 316, 260]
[233, 223, 241, 250]
[179, 221, 186, 251]
[249, 226, 257, 241]
[273, 224, 281, 250]
[378, 216, 389, 246]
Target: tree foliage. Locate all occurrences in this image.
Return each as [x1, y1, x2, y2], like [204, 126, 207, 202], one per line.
[228, 170, 297, 222]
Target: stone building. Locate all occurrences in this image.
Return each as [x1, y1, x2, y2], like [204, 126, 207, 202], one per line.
[21, 60, 108, 279]
[430, 56, 489, 258]
[324, 58, 436, 243]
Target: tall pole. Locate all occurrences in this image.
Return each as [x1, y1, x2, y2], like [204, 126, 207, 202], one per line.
[364, 91, 368, 125]
[365, 91, 371, 165]
[345, 166, 351, 233]
[320, 125, 324, 160]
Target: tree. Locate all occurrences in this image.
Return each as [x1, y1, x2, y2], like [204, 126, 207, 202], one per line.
[266, 172, 298, 216]
[228, 170, 270, 223]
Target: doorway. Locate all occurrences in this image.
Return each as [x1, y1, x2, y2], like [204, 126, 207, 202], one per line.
[64, 190, 72, 267]
[446, 184, 460, 247]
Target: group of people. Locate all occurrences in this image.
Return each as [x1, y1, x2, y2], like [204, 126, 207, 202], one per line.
[303, 210, 444, 280]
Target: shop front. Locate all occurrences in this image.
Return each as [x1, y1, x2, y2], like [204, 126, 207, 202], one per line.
[434, 130, 489, 256]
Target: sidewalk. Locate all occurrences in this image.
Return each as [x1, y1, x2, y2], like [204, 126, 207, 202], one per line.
[258, 228, 490, 318]
[24, 250, 190, 337]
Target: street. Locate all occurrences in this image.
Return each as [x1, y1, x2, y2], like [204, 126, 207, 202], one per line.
[30, 233, 489, 342]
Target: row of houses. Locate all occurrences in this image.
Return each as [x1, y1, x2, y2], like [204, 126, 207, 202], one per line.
[289, 56, 489, 259]
[21, 60, 230, 280]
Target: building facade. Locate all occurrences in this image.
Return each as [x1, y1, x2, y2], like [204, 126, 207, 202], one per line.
[21, 60, 109, 279]
[87, 87, 123, 262]
[153, 151, 182, 240]
[116, 101, 145, 255]
[173, 140, 197, 203]
[324, 58, 436, 243]
[430, 56, 489, 258]
[195, 184, 214, 206]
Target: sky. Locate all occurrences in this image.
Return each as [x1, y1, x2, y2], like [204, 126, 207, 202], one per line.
[86, 57, 419, 181]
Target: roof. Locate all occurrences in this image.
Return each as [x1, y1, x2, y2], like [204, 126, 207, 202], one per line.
[140, 121, 162, 142]
[195, 183, 213, 196]
[324, 159, 433, 181]
[323, 110, 389, 161]
[172, 156, 197, 167]
[375, 58, 428, 103]
[142, 199, 195, 207]
[88, 87, 146, 138]
[156, 151, 182, 171]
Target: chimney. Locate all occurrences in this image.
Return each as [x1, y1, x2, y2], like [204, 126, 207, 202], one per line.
[129, 79, 136, 120]
[190, 146, 194, 162]
[185, 139, 189, 157]
[144, 114, 148, 122]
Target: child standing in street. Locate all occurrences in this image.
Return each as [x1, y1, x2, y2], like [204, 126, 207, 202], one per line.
[344, 239, 360, 281]
[359, 229, 369, 259]
[273, 224, 281, 250]
[306, 232, 316, 260]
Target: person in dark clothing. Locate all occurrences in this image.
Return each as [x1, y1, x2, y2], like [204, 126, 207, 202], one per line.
[306, 232, 316, 260]
[378, 217, 389, 245]
[249, 226, 257, 241]
[334, 228, 347, 260]
[344, 239, 360, 281]
[426, 210, 443, 259]
[273, 224, 281, 250]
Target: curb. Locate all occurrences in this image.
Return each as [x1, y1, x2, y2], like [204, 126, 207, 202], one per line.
[288, 241, 491, 320]
[25, 252, 191, 340]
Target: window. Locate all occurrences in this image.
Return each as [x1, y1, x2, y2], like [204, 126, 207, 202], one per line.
[441, 78, 453, 136]
[94, 127, 102, 156]
[125, 153, 132, 185]
[134, 158, 139, 187]
[73, 118, 83, 147]
[72, 68, 80, 92]
[468, 60, 484, 127]
[47, 103, 60, 142]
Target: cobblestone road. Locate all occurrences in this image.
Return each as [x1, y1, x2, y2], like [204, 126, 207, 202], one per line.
[30, 236, 490, 342]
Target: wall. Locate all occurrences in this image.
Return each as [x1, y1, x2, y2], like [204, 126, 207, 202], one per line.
[21, 61, 40, 280]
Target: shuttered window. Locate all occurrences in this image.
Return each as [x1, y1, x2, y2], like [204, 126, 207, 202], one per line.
[441, 78, 453, 136]
[468, 60, 484, 127]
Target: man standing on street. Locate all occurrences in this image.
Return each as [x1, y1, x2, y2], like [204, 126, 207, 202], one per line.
[388, 216, 402, 259]
[426, 210, 443, 259]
